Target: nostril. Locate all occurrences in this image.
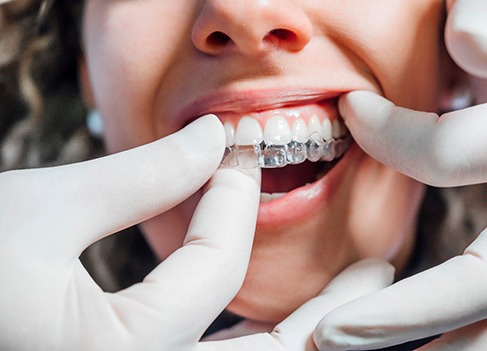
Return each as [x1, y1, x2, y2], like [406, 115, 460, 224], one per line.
[207, 31, 232, 47]
[267, 28, 297, 42]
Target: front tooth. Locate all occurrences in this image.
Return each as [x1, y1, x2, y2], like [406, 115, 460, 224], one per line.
[260, 193, 273, 203]
[332, 119, 341, 139]
[234, 116, 263, 145]
[321, 118, 333, 141]
[308, 115, 322, 140]
[291, 119, 309, 142]
[224, 122, 235, 147]
[264, 116, 292, 144]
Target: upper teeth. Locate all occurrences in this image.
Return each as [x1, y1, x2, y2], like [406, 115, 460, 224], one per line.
[226, 115, 347, 147]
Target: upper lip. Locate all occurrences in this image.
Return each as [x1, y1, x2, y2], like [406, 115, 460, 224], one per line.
[177, 88, 344, 126]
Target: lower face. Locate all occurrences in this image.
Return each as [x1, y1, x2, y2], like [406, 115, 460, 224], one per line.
[83, 0, 450, 322]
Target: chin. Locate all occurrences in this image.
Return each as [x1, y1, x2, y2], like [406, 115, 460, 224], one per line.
[226, 148, 423, 322]
[226, 147, 360, 322]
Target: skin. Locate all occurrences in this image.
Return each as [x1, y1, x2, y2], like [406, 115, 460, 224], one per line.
[82, 0, 454, 323]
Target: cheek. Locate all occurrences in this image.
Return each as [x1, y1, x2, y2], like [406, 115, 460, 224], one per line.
[380, 34, 445, 110]
[348, 157, 426, 265]
[343, 1, 446, 109]
[83, 1, 193, 152]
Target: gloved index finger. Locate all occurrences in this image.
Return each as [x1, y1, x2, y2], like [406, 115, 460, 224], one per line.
[339, 91, 487, 187]
[113, 165, 261, 343]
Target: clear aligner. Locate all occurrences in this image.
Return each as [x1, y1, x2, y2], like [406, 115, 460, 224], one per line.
[222, 133, 352, 169]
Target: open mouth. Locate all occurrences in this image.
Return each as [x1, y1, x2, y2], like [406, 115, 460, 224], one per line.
[259, 158, 341, 199]
[216, 98, 351, 200]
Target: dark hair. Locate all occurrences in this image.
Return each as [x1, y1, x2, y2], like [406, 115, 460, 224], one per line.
[0, 0, 100, 171]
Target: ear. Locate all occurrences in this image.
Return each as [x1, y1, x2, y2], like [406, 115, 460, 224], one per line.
[78, 57, 95, 109]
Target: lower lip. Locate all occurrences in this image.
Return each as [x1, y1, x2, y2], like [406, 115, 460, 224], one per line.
[256, 142, 362, 227]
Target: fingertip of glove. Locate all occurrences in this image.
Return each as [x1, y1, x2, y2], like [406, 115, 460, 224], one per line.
[210, 165, 262, 198]
[341, 258, 395, 284]
[313, 321, 349, 351]
[338, 92, 365, 120]
[339, 91, 391, 122]
[446, 2, 487, 78]
[358, 258, 396, 281]
[186, 114, 225, 144]
[181, 114, 226, 156]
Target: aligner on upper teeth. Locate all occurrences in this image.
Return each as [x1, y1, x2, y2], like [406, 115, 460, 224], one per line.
[221, 116, 351, 169]
[222, 135, 351, 168]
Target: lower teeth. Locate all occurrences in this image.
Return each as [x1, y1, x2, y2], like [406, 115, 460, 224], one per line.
[222, 135, 352, 169]
[260, 192, 287, 203]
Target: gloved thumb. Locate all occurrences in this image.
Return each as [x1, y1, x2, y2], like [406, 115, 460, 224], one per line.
[446, 0, 487, 78]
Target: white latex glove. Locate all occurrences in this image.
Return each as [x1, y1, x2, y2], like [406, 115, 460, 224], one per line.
[314, 228, 487, 351]
[446, 0, 487, 78]
[0, 115, 263, 351]
[332, 91, 487, 188]
[313, 1, 487, 349]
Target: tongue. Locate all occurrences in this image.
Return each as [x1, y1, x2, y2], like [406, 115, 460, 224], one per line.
[261, 161, 323, 193]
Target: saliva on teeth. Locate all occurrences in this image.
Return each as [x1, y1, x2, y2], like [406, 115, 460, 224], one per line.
[221, 115, 351, 169]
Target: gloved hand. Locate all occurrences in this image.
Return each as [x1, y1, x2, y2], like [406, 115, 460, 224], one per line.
[0, 115, 263, 351]
[313, 0, 487, 349]
[328, 91, 487, 188]
[0, 113, 395, 351]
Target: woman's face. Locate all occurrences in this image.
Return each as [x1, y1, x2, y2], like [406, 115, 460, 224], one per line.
[83, 0, 450, 322]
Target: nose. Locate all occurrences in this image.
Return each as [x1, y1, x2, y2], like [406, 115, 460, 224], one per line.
[192, 0, 313, 55]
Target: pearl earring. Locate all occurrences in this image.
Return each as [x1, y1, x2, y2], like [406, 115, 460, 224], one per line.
[86, 109, 104, 138]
